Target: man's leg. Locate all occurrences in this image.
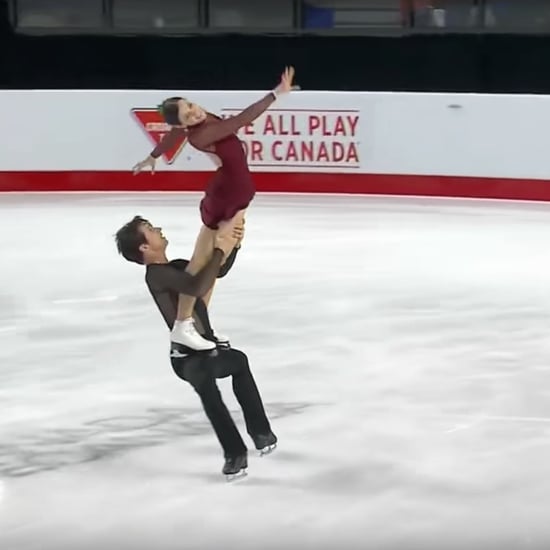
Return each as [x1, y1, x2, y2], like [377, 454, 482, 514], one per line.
[180, 355, 248, 461]
[213, 349, 276, 451]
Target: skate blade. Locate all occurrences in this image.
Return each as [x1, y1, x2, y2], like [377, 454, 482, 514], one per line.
[225, 469, 247, 482]
[259, 443, 277, 457]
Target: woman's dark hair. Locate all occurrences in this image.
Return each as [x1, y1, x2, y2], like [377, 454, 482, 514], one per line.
[160, 97, 182, 126]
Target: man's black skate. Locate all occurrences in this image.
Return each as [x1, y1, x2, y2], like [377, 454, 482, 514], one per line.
[223, 453, 248, 481]
[253, 432, 278, 456]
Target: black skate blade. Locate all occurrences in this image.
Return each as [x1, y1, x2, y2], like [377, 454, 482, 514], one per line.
[225, 468, 248, 482]
[258, 443, 277, 457]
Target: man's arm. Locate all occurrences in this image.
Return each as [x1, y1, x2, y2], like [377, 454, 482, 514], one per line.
[217, 245, 240, 279]
[169, 244, 240, 279]
[192, 297, 215, 339]
[148, 249, 225, 297]
[190, 93, 276, 149]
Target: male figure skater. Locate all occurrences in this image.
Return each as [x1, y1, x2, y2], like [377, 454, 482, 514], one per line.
[115, 215, 277, 480]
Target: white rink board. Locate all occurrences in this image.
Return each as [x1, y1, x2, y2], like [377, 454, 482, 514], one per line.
[1, 89, 550, 179]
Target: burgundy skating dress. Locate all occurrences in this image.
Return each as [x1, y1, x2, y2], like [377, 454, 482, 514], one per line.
[151, 93, 276, 229]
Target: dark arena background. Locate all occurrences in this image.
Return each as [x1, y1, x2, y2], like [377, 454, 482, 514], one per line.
[1, 1, 550, 93]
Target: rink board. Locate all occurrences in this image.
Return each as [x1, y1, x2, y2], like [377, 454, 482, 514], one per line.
[0, 90, 549, 200]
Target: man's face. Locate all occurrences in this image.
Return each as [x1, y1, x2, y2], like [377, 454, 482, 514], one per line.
[139, 221, 167, 257]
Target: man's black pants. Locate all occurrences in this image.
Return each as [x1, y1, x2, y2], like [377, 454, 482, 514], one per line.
[171, 347, 273, 458]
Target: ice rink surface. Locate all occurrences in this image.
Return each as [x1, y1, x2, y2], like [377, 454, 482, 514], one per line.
[1, 191, 550, 550]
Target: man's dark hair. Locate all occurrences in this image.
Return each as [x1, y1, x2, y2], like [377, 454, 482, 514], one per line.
[115, 215, 148, 265]
[160, 97, 182, 126]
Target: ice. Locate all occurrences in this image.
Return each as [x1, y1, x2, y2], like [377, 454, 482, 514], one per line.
[2, 192, 550, 549]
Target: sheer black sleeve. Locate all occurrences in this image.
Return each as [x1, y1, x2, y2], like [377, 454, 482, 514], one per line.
[166, 247, 239, 279]
[218, 246, 240, 278]
[146, 249, 224, 297]
[193, 298, 215, 340]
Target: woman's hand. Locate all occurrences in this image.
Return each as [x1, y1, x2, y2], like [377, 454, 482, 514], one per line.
[132, 155, 156, 175]
[274, 66, 296, 96]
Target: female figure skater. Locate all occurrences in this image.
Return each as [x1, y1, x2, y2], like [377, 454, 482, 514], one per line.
[132, 66, 296, 351]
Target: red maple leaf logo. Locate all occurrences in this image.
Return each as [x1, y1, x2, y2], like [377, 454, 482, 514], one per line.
[131, 108, 187, 164]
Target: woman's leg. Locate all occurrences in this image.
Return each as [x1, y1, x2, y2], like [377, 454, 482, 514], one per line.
[202, 208, 246, 310]
[200, 210, 246, 343]
[171, 211, 245, 349]
[171, 224, 218, 350]
[177, 224, 217, 316]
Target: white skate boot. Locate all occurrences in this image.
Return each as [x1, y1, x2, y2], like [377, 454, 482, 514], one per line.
[212, 328, 230, 347]
[171, 318, 216, 351]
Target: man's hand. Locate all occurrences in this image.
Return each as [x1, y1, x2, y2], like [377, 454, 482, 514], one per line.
[233, 218, 245, 247]
[214, 229, 239, 257]
[132, 156, 156, 175]
[217, 213, 246, 258]
[218, 213, 245, 238]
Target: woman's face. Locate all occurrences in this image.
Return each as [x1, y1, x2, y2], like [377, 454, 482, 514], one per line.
[177, 99, 207, 127]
